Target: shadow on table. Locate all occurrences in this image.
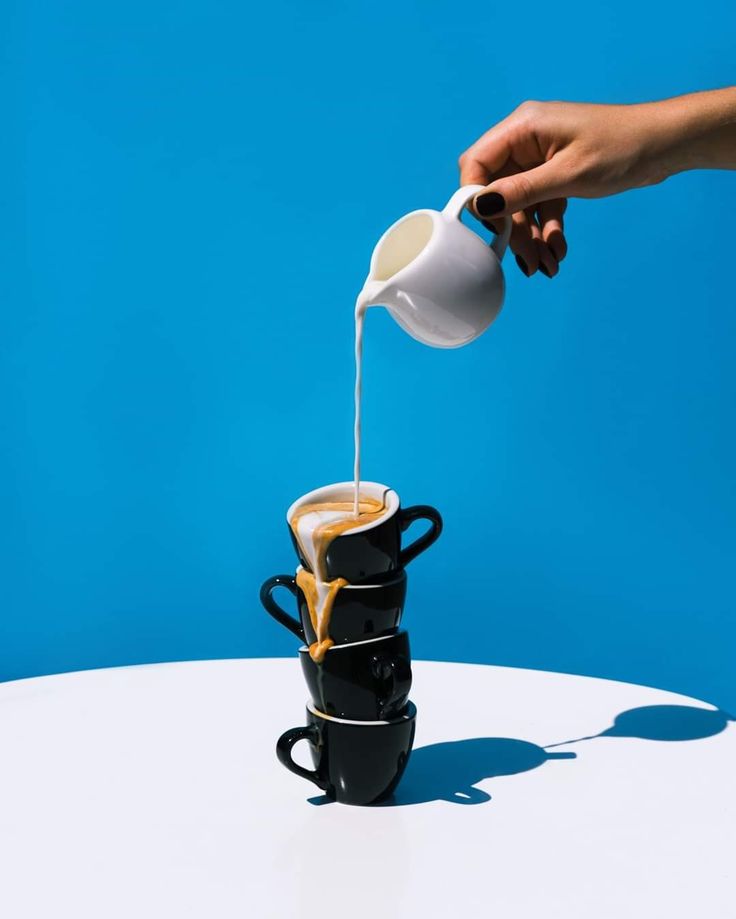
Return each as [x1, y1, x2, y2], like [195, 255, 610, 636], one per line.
[308, 739, 575, 808]
[384, 737, 574, 806]
[307, 703, 732, 808]
[545, 703, 733, 748]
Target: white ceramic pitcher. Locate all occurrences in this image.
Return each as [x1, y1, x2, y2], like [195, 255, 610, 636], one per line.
[358, 185, 512, 348]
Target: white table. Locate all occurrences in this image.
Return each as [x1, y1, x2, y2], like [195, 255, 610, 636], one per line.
[0, 659, 732, 917]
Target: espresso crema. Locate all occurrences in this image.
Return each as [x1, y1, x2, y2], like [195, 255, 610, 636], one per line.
[290, 496, 387, 662]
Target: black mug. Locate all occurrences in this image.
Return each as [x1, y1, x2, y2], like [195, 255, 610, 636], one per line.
[260, 568, 406, 645]
[276, 702, 417, 805]
[286, 481, 442, 582]
[299, 630, 411, 720]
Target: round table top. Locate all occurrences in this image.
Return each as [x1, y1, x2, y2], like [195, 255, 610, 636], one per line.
[0, 659, 732, 917]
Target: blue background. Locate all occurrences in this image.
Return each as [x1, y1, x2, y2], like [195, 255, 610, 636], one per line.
[3, 0, 735, 711]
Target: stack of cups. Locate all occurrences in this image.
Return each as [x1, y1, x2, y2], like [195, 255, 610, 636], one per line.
[260, 482, 442, 805]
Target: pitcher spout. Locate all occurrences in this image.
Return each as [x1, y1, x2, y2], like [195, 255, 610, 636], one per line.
[357, 279, 389, 310]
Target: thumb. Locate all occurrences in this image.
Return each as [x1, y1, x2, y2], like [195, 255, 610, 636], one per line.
[473, 160, 568, 218]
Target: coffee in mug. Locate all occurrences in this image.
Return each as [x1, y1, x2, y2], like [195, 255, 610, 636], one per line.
[285, 481, 440, 660]
[260, 568, 406, 647]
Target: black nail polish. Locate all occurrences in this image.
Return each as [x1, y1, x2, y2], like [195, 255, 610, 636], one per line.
[476, 192, 506, 217]
[480, 219, 498, 235]
[538, 263, 552, 278]
[515, 255, 529, 276]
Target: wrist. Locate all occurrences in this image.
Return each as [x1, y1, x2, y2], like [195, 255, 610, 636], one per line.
[647, 89, 736, 175]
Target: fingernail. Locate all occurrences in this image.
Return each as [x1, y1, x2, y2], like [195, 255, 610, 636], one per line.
[549, 236, 566, 262]
[538, 262, 553, 278]
[515, 255, 529, 276]
[480, 219, 498, 235]
[476, 192, 506, 217]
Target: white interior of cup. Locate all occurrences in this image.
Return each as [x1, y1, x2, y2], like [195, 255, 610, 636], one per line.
[307, 700, 416, 726]
[286, 481, 399, 535]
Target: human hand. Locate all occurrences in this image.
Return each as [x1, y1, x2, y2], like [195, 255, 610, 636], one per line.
[459, 90, 736, 277]
[459, 100, 676, 277]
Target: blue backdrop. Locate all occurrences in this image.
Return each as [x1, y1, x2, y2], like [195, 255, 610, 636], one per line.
[3, 0, 735, 711]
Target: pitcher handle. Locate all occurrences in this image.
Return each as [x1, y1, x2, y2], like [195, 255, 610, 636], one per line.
[442, 185, 512, 261]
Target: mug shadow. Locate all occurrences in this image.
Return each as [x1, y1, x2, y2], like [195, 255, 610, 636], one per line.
[383, 737, 575, 806]
[307, 703, 732, 808]
[308, 738, 575, 807]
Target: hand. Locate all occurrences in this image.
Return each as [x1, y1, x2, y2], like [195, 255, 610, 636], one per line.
[459, 90, 736, 277]
[459, 100, 671, 277]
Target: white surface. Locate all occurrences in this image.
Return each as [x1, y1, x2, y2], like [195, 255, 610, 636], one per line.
[0, 659, 732, 918]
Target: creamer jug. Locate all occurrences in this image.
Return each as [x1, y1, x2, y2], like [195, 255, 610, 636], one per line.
[358, 185, 512, 348]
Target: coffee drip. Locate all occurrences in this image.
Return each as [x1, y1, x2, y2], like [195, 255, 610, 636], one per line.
[289, 496, 388, 662]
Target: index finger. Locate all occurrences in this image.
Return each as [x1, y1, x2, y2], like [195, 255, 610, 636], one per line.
[458, 114, 517, 185]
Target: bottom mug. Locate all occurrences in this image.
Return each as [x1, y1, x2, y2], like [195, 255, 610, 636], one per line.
[276, 701, 417, 806]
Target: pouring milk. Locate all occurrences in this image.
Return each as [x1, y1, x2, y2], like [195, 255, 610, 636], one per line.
[290, 186, 511, 662]
[353, 184, 512, 512]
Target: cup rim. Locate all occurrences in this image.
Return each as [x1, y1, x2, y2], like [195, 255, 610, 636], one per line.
[294, 565, 405, 590]
[286, 482, 399, 536]
[298, 629, 405, 655]
[307, 700, 416, 726]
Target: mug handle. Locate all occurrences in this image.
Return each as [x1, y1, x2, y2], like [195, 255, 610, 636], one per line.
[398, 505, 443, 567]
[372, 654, 412, 713]
[259, 575, 305, 640]
[442, 185, 512, 261]
[276, 724, 327, 790]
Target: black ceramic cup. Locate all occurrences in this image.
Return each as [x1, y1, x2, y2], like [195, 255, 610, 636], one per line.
[299, 630, 411, 720]
[260, 568, 406, 645]
[286, 481, 442, 582]
[276, 702, 417, 805]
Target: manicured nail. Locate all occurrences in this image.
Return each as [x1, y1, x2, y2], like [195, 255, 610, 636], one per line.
[480, 219, 498, 235]
[476, 192, 506, 217]
[515, 255, 529, 276]
[548, 235, 567, 262]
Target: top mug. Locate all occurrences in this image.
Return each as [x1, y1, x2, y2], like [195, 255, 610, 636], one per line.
[287, 481, 442, 583]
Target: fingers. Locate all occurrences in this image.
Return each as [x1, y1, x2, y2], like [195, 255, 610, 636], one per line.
[494, 208, 560, 278]
[537, 198, 568, 262]
[474, 158, 569, 218]
[458, 119, 516, 186]
[527, 209, 559, 278]
[459, 155, 492, 186]
[507, 211, 539, 277]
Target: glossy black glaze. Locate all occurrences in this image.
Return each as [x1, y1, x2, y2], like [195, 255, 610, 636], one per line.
[276, 703, 417, 806]
[299, 630, 411, 720]
[288, 504, 442, 582]
[259, 574, 305, 639]
[259, 570, 406, 645]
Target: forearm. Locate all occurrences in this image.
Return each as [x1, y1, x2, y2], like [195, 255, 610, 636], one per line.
[651, 87, 736, 176]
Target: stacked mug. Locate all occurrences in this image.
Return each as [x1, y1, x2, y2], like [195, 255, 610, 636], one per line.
[260, 482, 442, 805]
